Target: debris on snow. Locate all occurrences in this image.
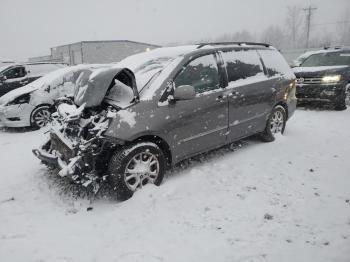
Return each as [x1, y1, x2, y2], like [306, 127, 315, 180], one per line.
[1, 197, 15, 203]
[264, 213, 274, 220]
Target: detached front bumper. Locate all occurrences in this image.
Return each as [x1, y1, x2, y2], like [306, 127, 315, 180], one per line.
[32, 138, 82, 178]
[296, 82, 346, 103]
[32, 130, 101, 189]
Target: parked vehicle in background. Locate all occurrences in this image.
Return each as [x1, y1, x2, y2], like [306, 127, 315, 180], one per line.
[33, 42, 297, 201]
[292, 50, 323, 67]
[0, 64, 109, 128]
[0, 63, 66, 97]
[292, 46, 350, 67]
[293, 47, 350, 110]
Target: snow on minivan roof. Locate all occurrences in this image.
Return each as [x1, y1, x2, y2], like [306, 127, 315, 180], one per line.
[114, 45, 197, 91]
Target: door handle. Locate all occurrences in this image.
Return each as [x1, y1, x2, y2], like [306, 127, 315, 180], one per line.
[20, 79, 29, 85]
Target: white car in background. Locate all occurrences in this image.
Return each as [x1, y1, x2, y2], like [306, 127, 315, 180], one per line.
[0, 63, 67, 97]
[0, 64, 110, 128]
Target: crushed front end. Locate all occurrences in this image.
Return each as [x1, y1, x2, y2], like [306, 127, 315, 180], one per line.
[33, 99, 119, 192]
[32, 67, 139, 193]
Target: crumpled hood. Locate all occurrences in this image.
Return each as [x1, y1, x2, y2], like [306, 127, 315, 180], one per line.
[0, 84, 38, 105]
[293, 65, 350, 78]
[74, 67, 138, 108]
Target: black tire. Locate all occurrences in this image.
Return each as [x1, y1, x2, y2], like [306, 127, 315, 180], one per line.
[260, 105, 287, 142]
[108, 142, 166, 201]
[334, 99, 347, 111]
[334, 88, 347, 111]
[30, 105, 51, 128]
[346, 83, 350, 99]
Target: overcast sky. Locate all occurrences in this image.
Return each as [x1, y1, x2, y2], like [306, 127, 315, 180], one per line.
[0, 0, 349, 60]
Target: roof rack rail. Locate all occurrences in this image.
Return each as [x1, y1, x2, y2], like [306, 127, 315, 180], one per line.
[323, 45, 350, 50]
[197, 42, 270, 49]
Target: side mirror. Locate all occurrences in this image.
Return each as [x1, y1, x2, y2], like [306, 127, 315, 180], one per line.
[173, 85, 195, 100]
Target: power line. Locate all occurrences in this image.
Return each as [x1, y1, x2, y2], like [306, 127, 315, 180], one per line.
[312, 21, 349, 27]
[303, 5, 317, 48]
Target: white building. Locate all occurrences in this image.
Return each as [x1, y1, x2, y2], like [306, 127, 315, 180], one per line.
[29, 40, 160, 65]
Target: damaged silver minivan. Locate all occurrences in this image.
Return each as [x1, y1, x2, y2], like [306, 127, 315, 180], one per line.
[33, 43, 297, 200]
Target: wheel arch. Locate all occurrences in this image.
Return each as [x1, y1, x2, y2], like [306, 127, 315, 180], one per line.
[274, 101, 288, 119]
[30, 103, 52, 127]
[128, 135, 172, 168]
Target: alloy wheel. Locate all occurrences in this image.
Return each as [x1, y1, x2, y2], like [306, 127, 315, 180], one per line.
[124, 151, 160, 191]
[270, 110, 284, 134]
[33, 108, 51, 128]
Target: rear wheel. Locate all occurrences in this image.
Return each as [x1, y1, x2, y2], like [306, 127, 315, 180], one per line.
[108, 142, 166, 201]
[30, 105, 51, 128]
[260, 106, 286, 142]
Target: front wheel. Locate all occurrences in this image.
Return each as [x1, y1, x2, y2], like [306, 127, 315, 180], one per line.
[334, 97, 347, 111]
[260, 106, 287, 142]
[30, 105, 51, 128]
[108, 142, 166, 201]
[334, 87, 347, 111]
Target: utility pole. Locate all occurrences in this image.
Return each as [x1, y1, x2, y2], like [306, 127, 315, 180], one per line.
[303, 5, 317, 49]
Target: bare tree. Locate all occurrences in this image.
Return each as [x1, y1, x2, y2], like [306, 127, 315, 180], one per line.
[213, 30, 256, 43]
[260, 25, 285, 49]
[285, 5, 304, 49]
[230, 30, 256, 42]
[336, 5, 350, 45]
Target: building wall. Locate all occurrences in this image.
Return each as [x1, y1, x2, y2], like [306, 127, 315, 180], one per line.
[28, 40, 160, 65]
[81, 41, 158, 64]
[28, 55, 60, 63]
[50, 43, 82, 64]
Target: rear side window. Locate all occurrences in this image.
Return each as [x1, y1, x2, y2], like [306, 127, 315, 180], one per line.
[222, 50, 264, 84]
[174, 54, 220, 94]
[3, 66, 26, 79]
[26, 64, 65, 76]
[258, 50, 291, 77]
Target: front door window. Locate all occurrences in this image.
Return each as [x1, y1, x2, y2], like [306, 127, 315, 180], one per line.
[174, 54, 220, 94]
[3, 66, 26, 79]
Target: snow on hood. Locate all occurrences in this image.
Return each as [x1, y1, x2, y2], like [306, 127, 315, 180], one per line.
[292, 65, 349, 74]
[0, 64, 110, 106]
[0, 83, 38, 105]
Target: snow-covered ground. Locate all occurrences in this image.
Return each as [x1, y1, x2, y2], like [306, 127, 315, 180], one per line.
[0, 107, 350, 262]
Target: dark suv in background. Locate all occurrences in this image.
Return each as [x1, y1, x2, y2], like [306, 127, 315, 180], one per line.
[0, 63, 66, 97]
[293, 47, 350, 110]
[33, 42, 297, 200]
